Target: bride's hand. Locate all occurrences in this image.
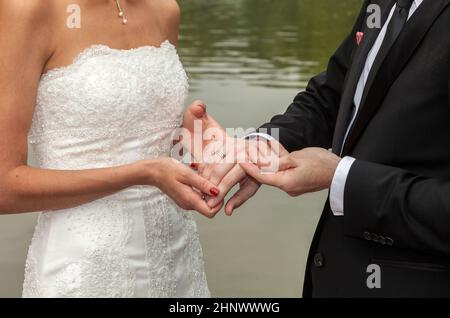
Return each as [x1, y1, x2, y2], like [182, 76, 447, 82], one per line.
[140, 158, 222, 218]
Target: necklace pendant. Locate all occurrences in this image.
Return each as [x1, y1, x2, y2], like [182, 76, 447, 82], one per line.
[114, 0, 128, 25]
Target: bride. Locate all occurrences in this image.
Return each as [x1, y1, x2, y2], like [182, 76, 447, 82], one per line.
[0, 0, 221, 297]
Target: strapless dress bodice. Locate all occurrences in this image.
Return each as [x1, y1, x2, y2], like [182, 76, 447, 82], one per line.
[22, 41, 210, 298]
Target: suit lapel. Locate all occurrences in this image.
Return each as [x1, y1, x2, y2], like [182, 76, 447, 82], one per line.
[332, 0, 396, 154]
[342, 0, 450, 155]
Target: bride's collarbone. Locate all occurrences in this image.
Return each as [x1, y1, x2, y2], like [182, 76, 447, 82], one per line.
[44, 1, 176, 75]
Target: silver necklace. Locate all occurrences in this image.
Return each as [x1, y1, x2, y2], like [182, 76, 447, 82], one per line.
[114, 0, 128, 25]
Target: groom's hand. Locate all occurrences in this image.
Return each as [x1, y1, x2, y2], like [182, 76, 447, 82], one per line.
[240, 148, 341, 196]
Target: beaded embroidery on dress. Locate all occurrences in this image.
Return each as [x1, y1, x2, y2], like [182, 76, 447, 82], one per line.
[22, 41, 210, 298]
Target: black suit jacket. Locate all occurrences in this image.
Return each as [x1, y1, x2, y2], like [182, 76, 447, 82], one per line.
[260, 0, 450, 297]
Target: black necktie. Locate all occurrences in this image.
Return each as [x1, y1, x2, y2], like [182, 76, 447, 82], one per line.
[338, 0, 415, 155]
[382, 0, 415, 49]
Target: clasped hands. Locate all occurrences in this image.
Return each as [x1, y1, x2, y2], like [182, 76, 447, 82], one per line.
[179, 101, 342, 218]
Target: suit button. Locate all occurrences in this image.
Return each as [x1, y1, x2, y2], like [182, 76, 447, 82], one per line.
[379, 236, 386, 245]
[386, 237, 394, 246]
[313, 253, 325, 268]
[371, 233, 379, 243]
[363, 232, 371, 241]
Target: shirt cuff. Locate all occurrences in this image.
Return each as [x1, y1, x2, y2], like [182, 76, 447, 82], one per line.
[330, 156, 356, 216]
[245, 132, 275, 141]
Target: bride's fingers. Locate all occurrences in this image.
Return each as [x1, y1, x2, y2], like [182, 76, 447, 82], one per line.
[208, 163, 235, 186]
[188, 191, 218, 219]
[196, 163, 206, 174]
[210, 199, 224, 215]
[183, 100, 206, 128]
[199, 164, 213, 181]
[180, 167, 220, 197]
[183, 100, 224, 134]
[180, 101, 207, 160]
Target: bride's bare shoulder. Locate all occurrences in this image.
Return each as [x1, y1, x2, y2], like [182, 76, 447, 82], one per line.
[0, 0, 57, 37]
[153, 0, 181, 43]
[152, 0, 180, 22]
[157, 0, 181, 14]
[0, 0, 52, 21]
[0, 0, 59, 64]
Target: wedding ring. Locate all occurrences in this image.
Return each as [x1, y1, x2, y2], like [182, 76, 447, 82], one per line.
[213, 149, 226, 161]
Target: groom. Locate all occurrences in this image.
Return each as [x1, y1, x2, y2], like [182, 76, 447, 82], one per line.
[185, 0, 450, 297]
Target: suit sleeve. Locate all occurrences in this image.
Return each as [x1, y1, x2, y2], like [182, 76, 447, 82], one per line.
[259, 1, 370, 153]
[344, 160, 450, 258]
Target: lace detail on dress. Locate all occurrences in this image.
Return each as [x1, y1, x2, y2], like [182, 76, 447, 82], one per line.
[143, 196, 176, 297]
[22, 213, 51, 297]
[53, 196, 135, 298]
[180, 211, 211, 298]
[23, 41, 210, 298]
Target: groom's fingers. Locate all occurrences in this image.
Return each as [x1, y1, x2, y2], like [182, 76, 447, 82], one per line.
[278, 155, 295, 171]
[225, 178, 261, 216]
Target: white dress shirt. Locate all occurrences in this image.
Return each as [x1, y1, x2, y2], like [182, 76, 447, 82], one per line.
[330, 0, 424, 216]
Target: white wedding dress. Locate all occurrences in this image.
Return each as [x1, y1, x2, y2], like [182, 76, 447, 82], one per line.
[22, 41, 210, 298]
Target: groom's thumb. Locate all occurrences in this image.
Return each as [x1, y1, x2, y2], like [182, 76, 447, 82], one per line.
[240, 162, 270, 184]
[278, 156, 294, 171]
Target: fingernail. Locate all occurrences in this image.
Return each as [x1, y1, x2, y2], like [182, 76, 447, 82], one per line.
[209, 187, 219, 197]
[207, 199, 216, 207]
[190, 163, 198, 169]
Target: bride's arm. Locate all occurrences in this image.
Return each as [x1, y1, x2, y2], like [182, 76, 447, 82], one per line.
[0, 159, 220, 218]
[0, 2, 220, 218]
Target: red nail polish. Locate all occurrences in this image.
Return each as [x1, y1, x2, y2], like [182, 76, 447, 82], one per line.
[210, 188, 219, 197]
[190, 163, 198, 169]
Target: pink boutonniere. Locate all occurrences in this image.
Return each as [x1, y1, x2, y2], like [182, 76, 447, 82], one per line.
[356, 32, 364, 46]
